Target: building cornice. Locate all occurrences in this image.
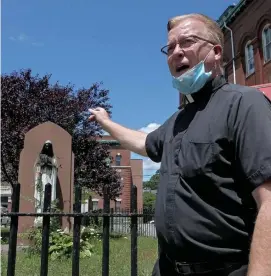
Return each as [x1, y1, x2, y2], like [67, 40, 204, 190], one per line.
[98, 140, 121, 146]
[111, 166, 131, 168]
[217, 0, 253, 30]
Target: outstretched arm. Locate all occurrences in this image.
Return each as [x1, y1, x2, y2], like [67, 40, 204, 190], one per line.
[89, 108, 148, 157]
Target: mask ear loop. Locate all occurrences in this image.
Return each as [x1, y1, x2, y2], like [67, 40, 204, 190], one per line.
[203, 45, 216, 63]
[185, 46, 216, 104]
[177, 46, 216, 79]
[202, 45, 216, 73]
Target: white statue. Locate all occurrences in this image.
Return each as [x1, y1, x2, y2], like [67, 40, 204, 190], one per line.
[34, 140, 58, 227]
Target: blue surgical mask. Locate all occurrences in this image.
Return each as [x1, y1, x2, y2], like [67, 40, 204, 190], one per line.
[172, 48, 213, 95]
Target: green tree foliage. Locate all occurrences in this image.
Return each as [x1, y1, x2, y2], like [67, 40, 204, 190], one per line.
[143, 170, 160, 191]
[143, 192, 156, 210]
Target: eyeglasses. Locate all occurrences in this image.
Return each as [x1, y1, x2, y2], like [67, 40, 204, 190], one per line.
[161, 35, 216, 56]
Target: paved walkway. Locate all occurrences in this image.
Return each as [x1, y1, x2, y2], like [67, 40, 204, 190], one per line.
[1, 244, 28, 253]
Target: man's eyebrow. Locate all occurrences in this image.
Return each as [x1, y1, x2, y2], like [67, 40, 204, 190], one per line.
[167, 35, 197, 44]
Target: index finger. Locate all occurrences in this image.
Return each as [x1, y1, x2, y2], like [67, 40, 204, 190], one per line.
[88, 108, 96, 113]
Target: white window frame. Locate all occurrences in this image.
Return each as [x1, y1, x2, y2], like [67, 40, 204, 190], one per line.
[262, 24, 271, 63]
[245, 41, 255, 76]
[115, 198, 122, 212]
[92, 198, 99, 211]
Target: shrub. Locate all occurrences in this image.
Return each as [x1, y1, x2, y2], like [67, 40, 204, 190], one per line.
[1, 227, 10, 244]
[24, 226, 100, 260]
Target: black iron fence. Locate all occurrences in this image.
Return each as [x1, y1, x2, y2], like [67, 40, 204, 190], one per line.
[82, 209, 156, 238]
[5, 183, 156, 276]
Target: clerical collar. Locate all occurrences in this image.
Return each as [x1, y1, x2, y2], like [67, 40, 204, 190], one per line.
[178, 75, 227, 109]
[185, 94, 194, 103]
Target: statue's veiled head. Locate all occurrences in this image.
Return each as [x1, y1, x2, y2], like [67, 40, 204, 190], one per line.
[41, 140, 54, 157]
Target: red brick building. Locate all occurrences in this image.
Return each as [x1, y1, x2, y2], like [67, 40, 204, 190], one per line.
[218, 0, 271, 86]
[81, 135, 143, 212]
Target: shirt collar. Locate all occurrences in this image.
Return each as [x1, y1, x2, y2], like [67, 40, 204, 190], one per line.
[178, 75, 227, 109]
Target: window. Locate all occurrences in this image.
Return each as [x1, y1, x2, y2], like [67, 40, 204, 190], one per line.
[1, 197, 8, 208]
[92, 199, 99, 211]
[262, 24, 271, 63]
[245, 42, 255, 76]
[115, 199, 122, 213]
[115, 154, 122, 166]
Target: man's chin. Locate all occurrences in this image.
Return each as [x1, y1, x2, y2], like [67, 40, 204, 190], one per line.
[173, 71, 186, 78]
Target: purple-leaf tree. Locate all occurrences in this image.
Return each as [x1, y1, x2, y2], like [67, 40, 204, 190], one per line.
[1, 69, 122, 200]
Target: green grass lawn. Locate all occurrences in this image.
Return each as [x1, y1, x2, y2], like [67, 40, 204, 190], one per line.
[1, 226, 10, 244]
[1, 236, 158, 276]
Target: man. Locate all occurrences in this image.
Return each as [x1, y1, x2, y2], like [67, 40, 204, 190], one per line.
[89, 14, 271, 276]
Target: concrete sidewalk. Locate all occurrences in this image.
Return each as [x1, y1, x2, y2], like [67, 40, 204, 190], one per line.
[1, 244, 29, 253]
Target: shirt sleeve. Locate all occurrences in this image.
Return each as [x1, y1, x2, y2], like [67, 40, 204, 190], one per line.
[229, 88, 271, 189]
[145, 123, 167, 163]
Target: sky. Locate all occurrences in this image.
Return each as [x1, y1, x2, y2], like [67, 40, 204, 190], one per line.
[2, 0, 237, 180]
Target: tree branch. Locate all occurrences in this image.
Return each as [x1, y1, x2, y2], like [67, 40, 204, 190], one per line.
[1, 155, 14, 188]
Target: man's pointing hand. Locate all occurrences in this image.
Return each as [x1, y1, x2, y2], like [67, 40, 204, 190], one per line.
[88, 107, 110, 124]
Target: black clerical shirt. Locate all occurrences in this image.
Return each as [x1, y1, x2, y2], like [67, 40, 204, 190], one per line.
[146, 75, 271, 262]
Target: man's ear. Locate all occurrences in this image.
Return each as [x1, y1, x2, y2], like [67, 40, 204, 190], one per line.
[214, 45, 223, 62]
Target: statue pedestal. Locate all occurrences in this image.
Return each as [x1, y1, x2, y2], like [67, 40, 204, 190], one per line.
[18, 122, 74, 234]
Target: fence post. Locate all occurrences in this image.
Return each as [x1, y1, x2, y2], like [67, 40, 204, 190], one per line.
[110, 208, 114, 233]
[131, 185, 138, 276]
[72, 185, 81, 276]
[7, 183, 21, 276]
[40, 183, 52, 276]
[102, 186, 110, 276]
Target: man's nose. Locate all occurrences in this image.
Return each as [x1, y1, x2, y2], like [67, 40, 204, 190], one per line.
[172, 44, 184, 57]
